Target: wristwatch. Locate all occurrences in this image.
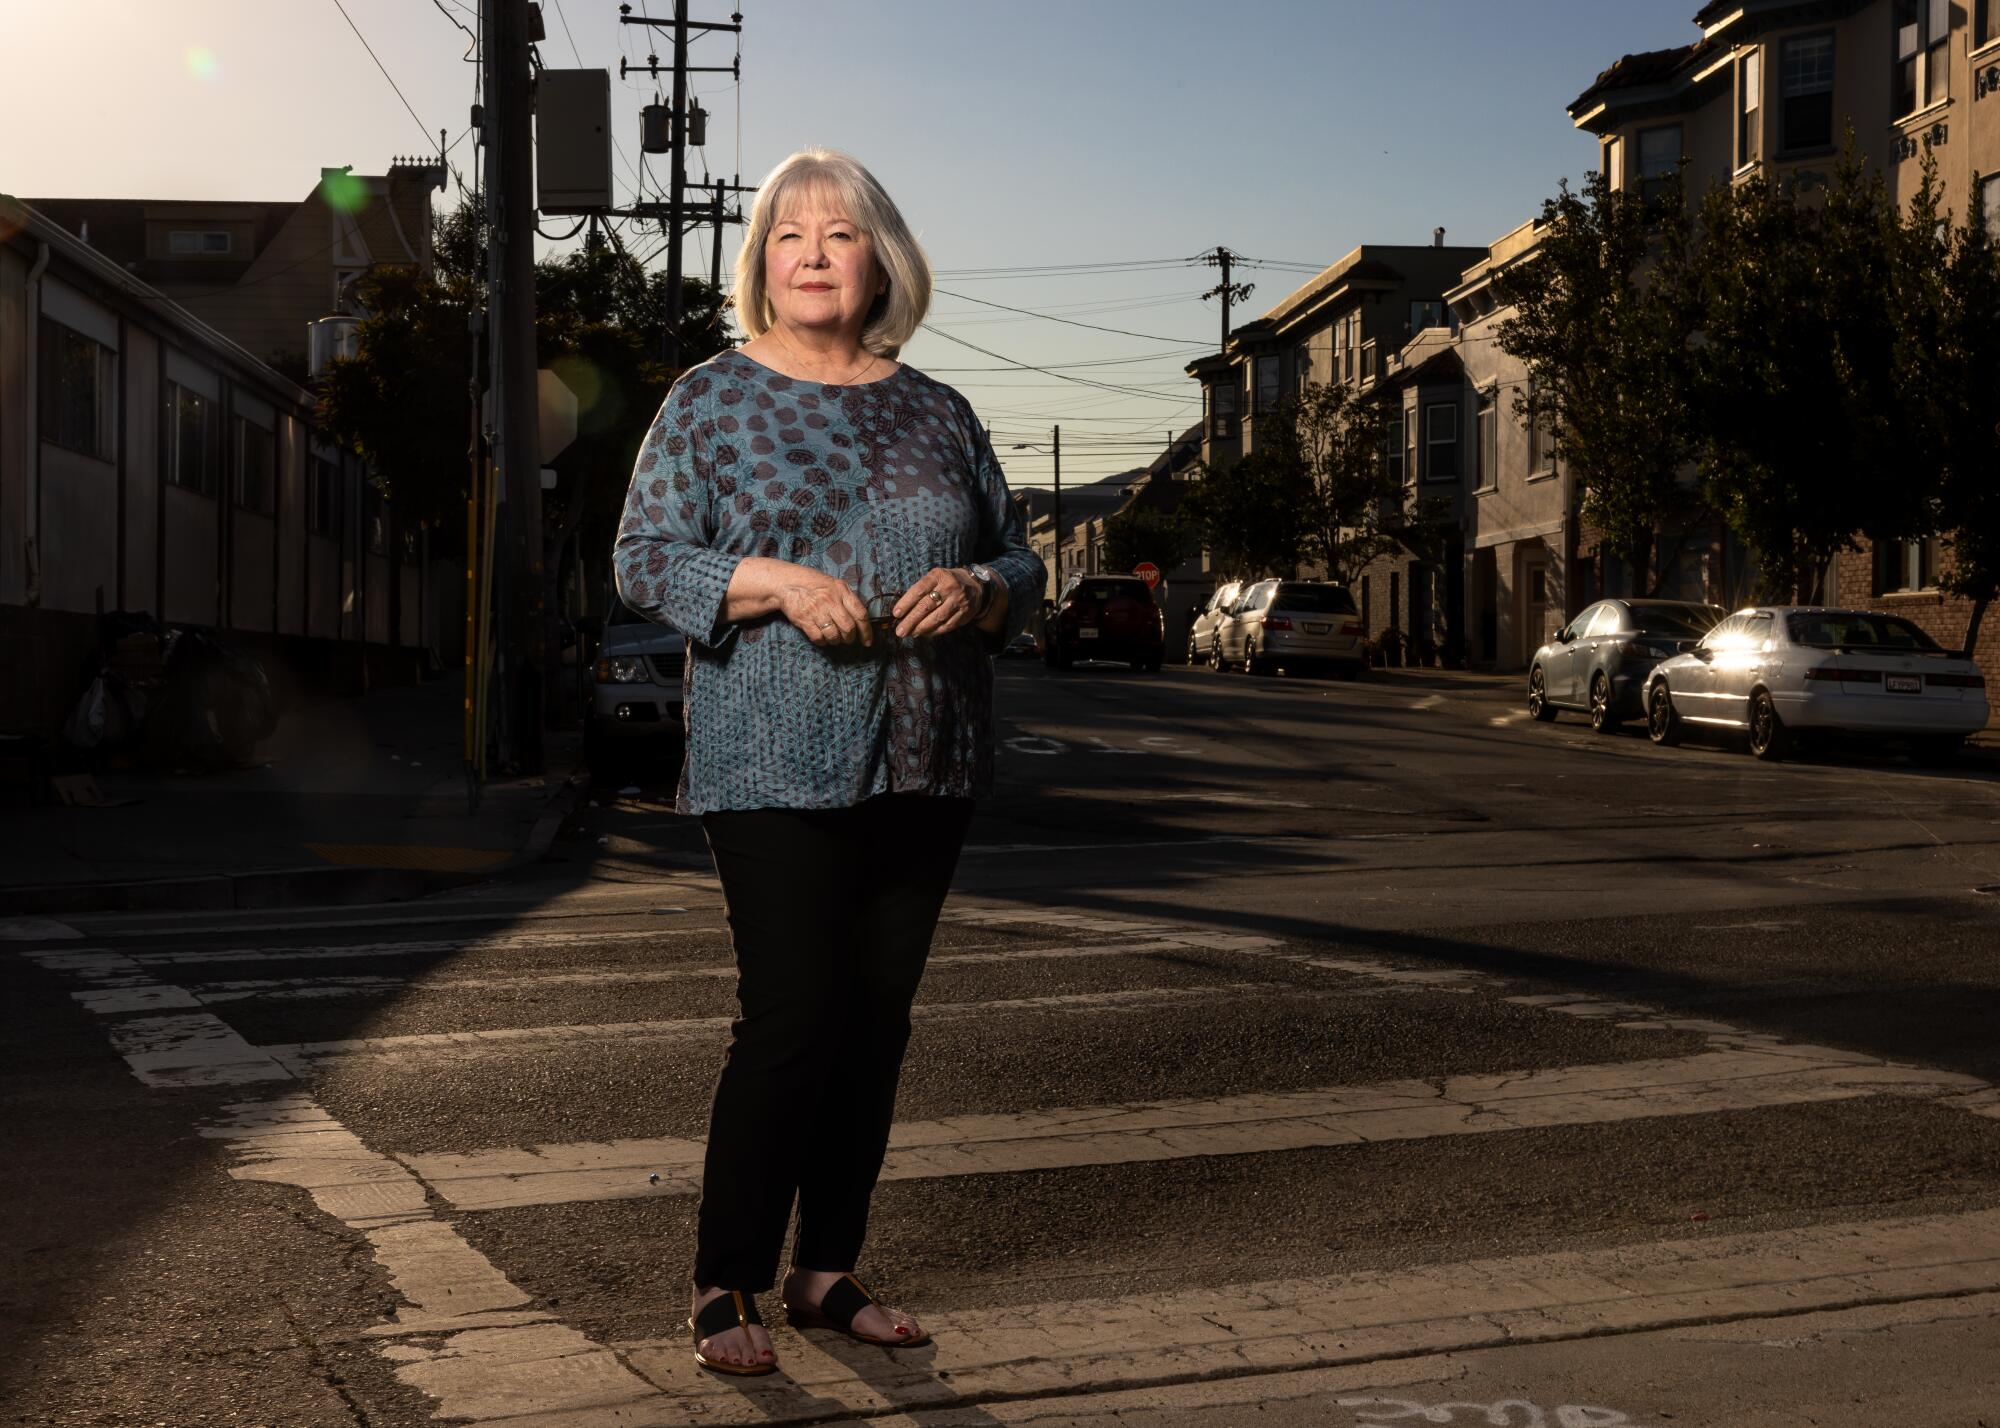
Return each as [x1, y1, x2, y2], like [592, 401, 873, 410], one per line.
[967, 564, 998, 618]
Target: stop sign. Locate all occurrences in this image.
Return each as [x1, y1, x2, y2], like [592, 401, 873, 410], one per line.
[1133, 562, 1161, 589]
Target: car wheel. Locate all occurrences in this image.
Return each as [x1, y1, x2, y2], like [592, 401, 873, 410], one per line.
[1913, 735, 1963, 767]
[1244, 639, 1266, 676]
[1647, 682, 1683, 746]
[1748, 689, 1789, 760]
[1207, 640, 1223, 672]
[1528, 666, 1557, 722]
[1186, 635, 1198, 665]
[1589, 673, 1620, 733]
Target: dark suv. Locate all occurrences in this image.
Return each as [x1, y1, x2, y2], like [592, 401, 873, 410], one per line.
[1045, 575, 1164, 672]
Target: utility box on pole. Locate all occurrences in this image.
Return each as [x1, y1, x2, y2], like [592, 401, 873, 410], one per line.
[536, 69, 612, 214]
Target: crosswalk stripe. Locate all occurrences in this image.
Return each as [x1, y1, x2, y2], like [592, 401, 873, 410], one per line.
[402, 1047, 1982, 1212]
[258, 983, 1277, 1067]
[107, 939, 1206, 1005]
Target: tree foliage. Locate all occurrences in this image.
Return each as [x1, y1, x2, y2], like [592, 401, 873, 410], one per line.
[1495, 168, 1701, 592]
[315, 197, 731, 575]
[1891, 153, 2000, 651]
[1184, 417, 1312, 579]
[1290, 380, 1403, 583]
[1689, 140, 1921, 601]
[1101, 503, 1197, 579]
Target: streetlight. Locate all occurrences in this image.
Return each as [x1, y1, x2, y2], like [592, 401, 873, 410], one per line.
[1011, 424, 1060, 588]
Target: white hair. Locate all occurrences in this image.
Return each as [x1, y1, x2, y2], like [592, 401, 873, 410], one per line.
[733, 148, 932, 358]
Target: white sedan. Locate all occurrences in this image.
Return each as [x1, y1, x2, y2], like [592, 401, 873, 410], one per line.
[1642, 606, 1989, 763]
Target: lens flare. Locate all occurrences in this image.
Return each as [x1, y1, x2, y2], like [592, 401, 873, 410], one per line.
[185, 46, 219, 81]
[321, 170, 370, 214]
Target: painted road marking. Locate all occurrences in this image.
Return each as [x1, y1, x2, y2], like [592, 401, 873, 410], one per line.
[107, 925, 721, 968]
[591, 1207, 2000, 1426]
[202, 1095, 662, 1418]
[401, 1047, 1981, 1212]
[255, 984, 1279, 1068]
[0, 917, 82, 941]
[125, 939, 1211, 1004]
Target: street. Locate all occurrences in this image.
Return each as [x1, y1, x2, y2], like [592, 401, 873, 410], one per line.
[9, 660, 2000, 1426]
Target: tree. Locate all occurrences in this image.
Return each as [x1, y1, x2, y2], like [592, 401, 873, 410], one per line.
[1495, 168, 1701, 593]
[1290, 380, 1399, 583]
[1184, 417, 1313, 579]
[1690, 140, 1921, 600]
[1893, 152, 2000, 652]
[316, 198, 732, 574]
[1101, 504, 1196, 579]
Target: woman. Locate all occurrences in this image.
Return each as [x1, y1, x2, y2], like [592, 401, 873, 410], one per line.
[612, 148, 1044, 1377]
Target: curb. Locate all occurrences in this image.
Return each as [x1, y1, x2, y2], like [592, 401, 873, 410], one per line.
[0, 764, 588, 918]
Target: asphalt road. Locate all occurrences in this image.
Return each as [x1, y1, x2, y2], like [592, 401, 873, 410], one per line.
[7, 659, 2000, 1427]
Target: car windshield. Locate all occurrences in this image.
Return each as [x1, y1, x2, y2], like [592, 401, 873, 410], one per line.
[1273, 584, 1357, 614]
[1631, 605, 1719, 636]
[1072, 580, 1151, 605]
[1787, 613, 1943, 651]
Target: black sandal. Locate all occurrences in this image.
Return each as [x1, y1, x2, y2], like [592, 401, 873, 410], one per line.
[689, 1289, 778, 1376]
[783, 1272, 931, 1348]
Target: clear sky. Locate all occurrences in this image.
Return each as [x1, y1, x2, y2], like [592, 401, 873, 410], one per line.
[3, 1, 1698, 490]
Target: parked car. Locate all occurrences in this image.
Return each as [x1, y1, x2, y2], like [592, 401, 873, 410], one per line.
[1214, 579, 1366, 678]
[583, 596, 689, 780]
[1044, 574, 1164, 671]
[1527, 598, 1724, 731]
[1642, 606, 1989, 762]
[1186, 580, 1243, 668]
[999, 629, 1040, 659]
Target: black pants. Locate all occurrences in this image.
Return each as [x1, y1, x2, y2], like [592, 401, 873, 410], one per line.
[694, 792, 974, 1291]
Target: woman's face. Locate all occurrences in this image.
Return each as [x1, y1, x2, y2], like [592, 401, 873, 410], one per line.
[762, 187, 886, 343]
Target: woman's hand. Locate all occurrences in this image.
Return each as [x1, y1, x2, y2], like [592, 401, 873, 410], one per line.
[772, 567, 874, 648]
[893, 568, 986, 640]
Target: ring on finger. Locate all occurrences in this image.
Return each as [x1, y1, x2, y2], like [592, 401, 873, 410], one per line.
[928, 589, 945, 607]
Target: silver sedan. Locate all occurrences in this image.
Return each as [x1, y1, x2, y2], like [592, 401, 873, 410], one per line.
[1528, 598, 1723, 731]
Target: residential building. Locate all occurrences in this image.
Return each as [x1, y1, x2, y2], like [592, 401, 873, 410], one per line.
[1570, 0, 2000, 686]
[28, 162, 444, 377]
[0, 195, 434, 738]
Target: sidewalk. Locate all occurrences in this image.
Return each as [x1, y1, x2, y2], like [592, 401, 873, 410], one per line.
[0, 675, 579, 916]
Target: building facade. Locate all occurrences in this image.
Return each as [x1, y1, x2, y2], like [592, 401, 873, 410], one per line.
[0, 195, 434, 738]
[1570, 0, 2000, 684]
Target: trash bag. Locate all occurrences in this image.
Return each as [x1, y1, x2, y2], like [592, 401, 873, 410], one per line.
[142, 628, 278, 771]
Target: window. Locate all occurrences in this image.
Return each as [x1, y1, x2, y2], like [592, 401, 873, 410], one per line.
[165, 381, 219, 497]
[1409, 300, 1447, 334]
[233, 414, 276, 515]
[1424, 402, 1459, 481]
[1603, 136, 1625, 192]
[1385, 411, 1404, 485]
[1879, 535, 1941, 592]
[1209, 380, 1237, 439]
[1333, 319, 1349, 384]
[1582, 603, 1621, 639]
[1526, 378, 1557, 473]
[1781, 33, 1835, 151]
[1981, 0, 2000, 47]
[168, 229, 231, 255]
[1982, 174, 2000, 242]
[1894, 0, 1951, 116]
[38, 318, 115, 459]
[1254, 355, 1280, 414]
[1475, 387, 1498, 490]
[1331, 311, 1361, 384]
[1738, 48, 1762, 167]
[1360, 339, 1377, 385]
[1638, 125, 1683, 207]
[309, 457, 340, 536]
[1404, 408, 1419, 487]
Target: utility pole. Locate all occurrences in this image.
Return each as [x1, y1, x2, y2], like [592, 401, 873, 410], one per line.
[1200, 246, 1254, 351]
[1052, 424, 1062, 589]
[621, 4, 741, 370]
[482, 0, 544, 773]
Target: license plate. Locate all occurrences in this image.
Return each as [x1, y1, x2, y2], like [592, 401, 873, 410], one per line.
[1886, 674, 1919, 694]
[1305, 622, 1329, 634]
[1078, 628, 1099, 640]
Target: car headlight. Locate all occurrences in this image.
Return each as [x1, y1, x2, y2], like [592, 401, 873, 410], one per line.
[595, 656, 649, 685]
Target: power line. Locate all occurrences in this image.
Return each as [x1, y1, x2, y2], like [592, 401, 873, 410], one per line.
[918, 325, 1192, 404]
[932, 286, 1208, 345]
[932, 257, 1197, 281]
[331, 0, 432, 145]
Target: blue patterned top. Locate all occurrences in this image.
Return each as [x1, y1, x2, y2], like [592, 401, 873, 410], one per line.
[612, 349, 1045, 815]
